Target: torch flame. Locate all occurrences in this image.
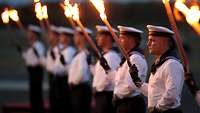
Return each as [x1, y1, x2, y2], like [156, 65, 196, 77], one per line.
[90, 0, 107, 20]
[35, 2, 43, 20]
[62, 0, 74, 18]
[42, 5, 48, 19]
[34, 0, 40, 3]
[63, 5, 73, 18]
[174, 1, 190, 16]
[1, 9, 9, 24]
[186, 6, 200, 25]
[64, 6, 72, 18]
[72, 4, 79, 21]
[63, 0, 79, 19]
[35, 2, 42, 13]
[174, 0, 200, 36]
[9, 9, 19, 22]
[64, 0, 70, 5]
[34, 2, 48, 20]
[162, 0, 170, 4]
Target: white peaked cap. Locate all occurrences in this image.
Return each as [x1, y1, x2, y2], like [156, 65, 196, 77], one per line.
[117, 25, 143, 34]
[147, 25, 174, 36]
[59, 26, 74, 35]
[50, 25, 60, 33]
[28, 24, 41, 33]
[96, 25, 118, 33]
[76, 27, 93, 34]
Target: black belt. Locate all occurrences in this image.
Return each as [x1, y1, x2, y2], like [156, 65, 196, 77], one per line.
[148, 107, 182, 113]
[70, 82, 90, 89]
[113, 94, 144, 107]
[95, 91, 113, 97]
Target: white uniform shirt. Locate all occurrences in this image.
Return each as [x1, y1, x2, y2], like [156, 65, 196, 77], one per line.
[114, 52, 148, 99]
[45, 46, 60, 73]
[68, 50, 91, 85]
[141, 59, 184, 111]
[22, 41, 45, 67]
[54, 46, 76, 76]
[92, 50, 121, 92]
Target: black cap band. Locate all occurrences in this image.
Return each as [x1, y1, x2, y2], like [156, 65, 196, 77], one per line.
[149, 31, 173, 38]
[120, 31, 141, 38]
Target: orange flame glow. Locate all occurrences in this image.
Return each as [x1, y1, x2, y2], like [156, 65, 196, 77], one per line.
[42, 5, 48, 19]
[1, 9, 9, 24]
[34, 2, 48, 20]
[174, 0, 200, 35]
[162, 0, 170, 4]
[72, 4, 79, 21]
[63, 0, 79, 20]
[35, 2, 43, 20]
[174, 1, 190, 16]
[186, 6, 200, 25]
[34, 0, 40, 3]
[9, 9, 19, 22]
[63, 0, 73, 18]
[90, 0, 107, 20]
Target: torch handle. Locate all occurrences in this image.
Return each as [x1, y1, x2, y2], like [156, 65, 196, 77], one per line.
[39, 20, 46, 33]
[164, 0, 200, 100]
[164, 0, 189, 73]
[103, 19, 131, 66]
[17, 21, 26, 33]
[45, 19, 51, 30]
[68, 18, 77, 31]
[76, 20, 102, 58]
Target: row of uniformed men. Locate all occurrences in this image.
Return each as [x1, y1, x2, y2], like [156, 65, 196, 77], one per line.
[21, 24, 185, 113]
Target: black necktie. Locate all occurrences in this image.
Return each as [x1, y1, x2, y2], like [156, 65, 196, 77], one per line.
[50, 49, 56, 61]
[33, 47, 39, 58]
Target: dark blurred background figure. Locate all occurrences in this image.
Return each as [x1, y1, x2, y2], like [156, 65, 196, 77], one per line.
[45, 25, 60, 113]
[22, 25, 45, 113]
[91, 25, 120, 113]
[68, 28, 92, 113]
[51, 27, 76, 113]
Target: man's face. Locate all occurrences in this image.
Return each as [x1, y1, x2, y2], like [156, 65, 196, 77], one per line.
[59, 33, 71, 45]
[147, 35, 168, 55]
[48, 31, 58, 45]
[96, 34, 110, 47]
[119, 34, 136, 52]
[74, 34, 82, 47]
[27, 30, 36, 44]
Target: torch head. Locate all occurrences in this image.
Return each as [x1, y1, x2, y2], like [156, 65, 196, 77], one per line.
[90, 0, 107, 20]
[42, 5, 48, 19]
[72, 3, 80, 21]
[9, 9, 19, 22]
[1, 8, 9, 24]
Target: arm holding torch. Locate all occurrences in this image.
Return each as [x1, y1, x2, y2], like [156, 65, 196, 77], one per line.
[75, 19, 102, 58]
[163, 0, 200, 105]
[1, 9, 22, 53]
[90, 0, 131, 67]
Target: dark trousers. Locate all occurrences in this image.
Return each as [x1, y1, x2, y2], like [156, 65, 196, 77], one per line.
[27, 66, 44, 113]
[114, 95, 146, 113]
[94, 91, 116, 113]
[51, 75, 72, 113]
[47, 73, 55, 113]
[162, 108, 182, 113]
[149, 108, 182, 113]
[71, 83, 92, 113]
